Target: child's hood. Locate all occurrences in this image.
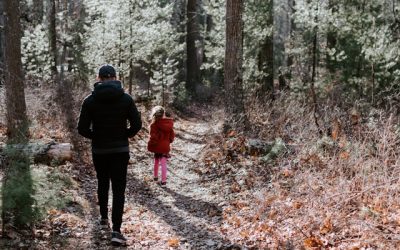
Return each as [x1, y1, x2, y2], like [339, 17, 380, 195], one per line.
[155, 118, 174, 132]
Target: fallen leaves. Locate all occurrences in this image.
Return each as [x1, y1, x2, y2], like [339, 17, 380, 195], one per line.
[48, 209, 86, 229]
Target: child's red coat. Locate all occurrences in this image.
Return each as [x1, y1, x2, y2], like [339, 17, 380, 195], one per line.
[147, 118, 175, 154]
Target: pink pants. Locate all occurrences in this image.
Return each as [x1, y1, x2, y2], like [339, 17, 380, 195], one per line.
[153, 157, 167, 182]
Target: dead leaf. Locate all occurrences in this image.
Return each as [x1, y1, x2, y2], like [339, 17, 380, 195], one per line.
[339, 151, 350, 160]
[48, 209, 59, 216]
[231, 182, 241, 193]
[239, 230, 250, 238]
[293, 201, 303, 209]
[227, 130, 237, 137]
[167, 237, 180, 248]
[320, 217, 333, 235]
[331, 118, 341, 141]
[231, 200, 249, 209]
[304, 237, 323, 249]
[301, 154, 325, 169]
[282, 168, 293, 177]
[350, 108, 360, 125]
[257, 223, 272, 233]
[228, 216, 241, 227]
[268, 209, 277, 219]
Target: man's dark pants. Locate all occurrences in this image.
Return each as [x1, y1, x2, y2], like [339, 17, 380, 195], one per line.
[92, 152, 130, 232]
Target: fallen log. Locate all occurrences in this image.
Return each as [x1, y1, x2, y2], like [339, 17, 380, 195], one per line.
[0, 141, 72, 165]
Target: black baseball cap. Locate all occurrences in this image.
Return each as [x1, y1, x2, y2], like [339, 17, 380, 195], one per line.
[98, 64, 116, 78]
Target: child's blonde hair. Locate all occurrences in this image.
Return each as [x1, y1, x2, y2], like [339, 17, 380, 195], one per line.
[150, 106, 165, 123]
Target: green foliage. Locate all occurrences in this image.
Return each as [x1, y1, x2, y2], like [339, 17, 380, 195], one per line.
[243, 0, 273, 89]
[1, 146, 38, 227]
[202, 0, 226, 72]
[20, 1, 90, 81]
[17, 0, 399, 106]
[290, 0, 400, 100]
[21, 24, 52, 80]
[84, 0, 183, 101]
[67, 7, 91, 82]
[172, 80, 190, 110]
[31, 165, 76, 217]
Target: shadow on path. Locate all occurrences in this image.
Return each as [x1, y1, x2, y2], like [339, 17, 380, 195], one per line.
[164, 188, 222, 223]
[127, 175, 233, 249]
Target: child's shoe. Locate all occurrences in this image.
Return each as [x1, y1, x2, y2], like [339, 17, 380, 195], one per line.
[153, 177, 158, 182]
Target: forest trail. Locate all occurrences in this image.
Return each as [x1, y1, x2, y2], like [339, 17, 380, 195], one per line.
[77, 112, 233, 249]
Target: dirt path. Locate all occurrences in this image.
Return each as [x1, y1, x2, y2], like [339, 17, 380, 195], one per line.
[78, 114, 235, 249]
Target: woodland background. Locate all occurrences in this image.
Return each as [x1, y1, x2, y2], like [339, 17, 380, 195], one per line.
[0, 0, 400, 249]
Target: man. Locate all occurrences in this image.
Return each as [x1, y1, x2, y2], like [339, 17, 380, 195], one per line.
[78, 64, 142, 246]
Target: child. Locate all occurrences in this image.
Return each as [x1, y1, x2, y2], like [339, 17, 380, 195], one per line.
[147, 106, 175, 185]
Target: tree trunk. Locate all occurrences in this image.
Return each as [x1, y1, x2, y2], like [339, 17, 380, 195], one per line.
[285, 0, 295, 88]
[224, 0, 248, 132]
[258, 0, 274, 99]
[0, 1, 4, 82]
[55, 0, 82, 159]
[49, 0, 58, 76]
[33, 0, 44, 24]
[2, 0, 32, 232]
[128, 0, 134, 95]
[4, 0, 28, 140]
[186, 0, 200, 96]
[311, 3, 322, 136]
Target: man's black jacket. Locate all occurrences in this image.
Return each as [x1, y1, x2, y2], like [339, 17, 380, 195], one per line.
[78, 80, 142, 154]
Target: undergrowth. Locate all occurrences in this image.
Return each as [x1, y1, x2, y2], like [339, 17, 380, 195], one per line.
[202, 93, 400, 249]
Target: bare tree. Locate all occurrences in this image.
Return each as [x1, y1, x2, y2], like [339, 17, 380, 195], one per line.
[224, 0, 248, 131]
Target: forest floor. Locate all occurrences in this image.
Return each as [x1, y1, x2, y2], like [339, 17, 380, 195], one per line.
[0, 92, 244, 249]
[1, 85, 400, 249]
[57, 108, 234, 250]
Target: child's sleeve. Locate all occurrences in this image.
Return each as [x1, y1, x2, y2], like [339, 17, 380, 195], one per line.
[147, 124, 159, 152]
[149, 124, 160, 142]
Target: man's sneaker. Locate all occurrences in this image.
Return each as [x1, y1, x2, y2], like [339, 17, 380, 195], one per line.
[99, 218, 109, 229]
[111, 231, 127, 246]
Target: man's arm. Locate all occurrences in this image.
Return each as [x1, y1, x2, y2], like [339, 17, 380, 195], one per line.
[77, 98, 93, 139]
[127, 99, 142, 137]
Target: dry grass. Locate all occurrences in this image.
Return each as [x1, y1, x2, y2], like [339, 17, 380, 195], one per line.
[218, 93, 400, 249]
